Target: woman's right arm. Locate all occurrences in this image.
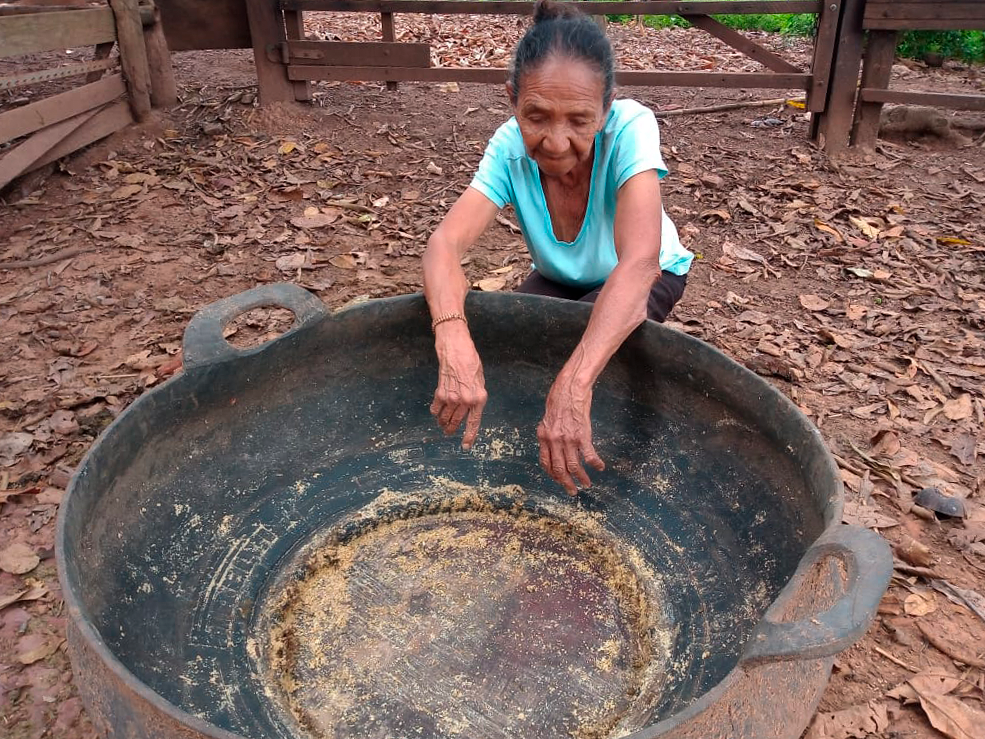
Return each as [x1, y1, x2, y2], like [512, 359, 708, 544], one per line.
[423, 186, 501, 450]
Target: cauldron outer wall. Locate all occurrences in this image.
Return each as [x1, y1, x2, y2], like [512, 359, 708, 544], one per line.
[59, 291, 857, 739]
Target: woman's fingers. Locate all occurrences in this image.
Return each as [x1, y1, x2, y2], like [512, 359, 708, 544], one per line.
[538, 422, 604, 495]
[566, 439, 593, 488]
[549, 439, 579, 496]
[431, 379, 486, 448]
[445, 403, 470, 435]
[580, 438, 605, 472]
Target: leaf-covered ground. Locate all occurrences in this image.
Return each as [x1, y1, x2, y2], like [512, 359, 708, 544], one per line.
[1, 13, 984, 739]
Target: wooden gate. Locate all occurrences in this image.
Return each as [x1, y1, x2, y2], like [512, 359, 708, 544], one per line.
[0, 0, 177, 191]
[823, 0, 985, 151]
[243, 1, 841, 125]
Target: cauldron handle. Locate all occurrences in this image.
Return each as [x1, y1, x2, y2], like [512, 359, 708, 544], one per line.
[740, 524, 892, 665]
[182, 282, 329, 369]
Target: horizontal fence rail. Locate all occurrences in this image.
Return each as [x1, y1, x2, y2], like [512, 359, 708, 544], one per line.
[282, 1, 824, 13]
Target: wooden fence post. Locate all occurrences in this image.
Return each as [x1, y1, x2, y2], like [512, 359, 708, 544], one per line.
[381, 12, 398, 91]
[142, 4, 178, 107]
[815, 0, 865, 153]
[245, 0, 295, 104]
[108, 0, 152, 121]
[850, 30, 897, 149]
[285, 8, 312, 101]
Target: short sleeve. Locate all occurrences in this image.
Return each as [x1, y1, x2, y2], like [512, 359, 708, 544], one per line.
[612, 106, 669, 190]
[469, 121, 517, 210]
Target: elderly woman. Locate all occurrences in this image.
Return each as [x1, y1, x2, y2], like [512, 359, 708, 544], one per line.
[423, 0, 693, 495]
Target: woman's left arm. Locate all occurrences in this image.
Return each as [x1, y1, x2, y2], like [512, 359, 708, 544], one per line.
[538, 169, 663, 494]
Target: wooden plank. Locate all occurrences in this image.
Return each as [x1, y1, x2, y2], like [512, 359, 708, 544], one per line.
[866, 19, 985, 31]
[866, 0, 984, 4]
[0, 5, 154, 22]
[865, 3, 984, 21]
[816, 0, 865, 152]
[681, 14, 802, 74]
[0, 107, 99, 190]
[0, 5, 92, 15]
[851, 30, 896, 149]
[284, 8, 312, 101]
[245, 0, 295, 104]
[109, 0, 152, 122]
[807, 0, 839, 112]
[381, 10, 398, 91]
[0, 8, 116, 58]
[0, 59, 117, 91]
[289, 65, 813, 88]
[30, 100, 134, 172]
[859, 88, 985, 111]
[287, 41, 430, 67]
[86, 41, 117, 83]
[283, 1, 824, 15]
[143, 7, 179, 107]
[0, 73, 125, 146]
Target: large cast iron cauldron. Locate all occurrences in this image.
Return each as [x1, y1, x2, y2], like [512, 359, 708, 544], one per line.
[57, 283, 891, 739]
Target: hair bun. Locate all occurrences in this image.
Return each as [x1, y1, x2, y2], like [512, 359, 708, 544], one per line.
[533, 0, 582, 23]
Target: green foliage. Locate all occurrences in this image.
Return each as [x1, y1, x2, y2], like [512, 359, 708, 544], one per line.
[895, 30, 985, 63]
[605, 4, 985, 64]
[713, 13, 817, 36]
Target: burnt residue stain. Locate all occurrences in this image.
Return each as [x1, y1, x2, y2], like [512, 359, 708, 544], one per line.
[251, 484, 675, 739]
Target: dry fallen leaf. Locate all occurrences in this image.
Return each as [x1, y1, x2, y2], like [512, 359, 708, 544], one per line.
[871, 429, 901, 457]
[278, 141, 298, 155]
[943, 394, 973, 421]
[799, 294, 830, 311]
[475, 277, 507, 292]
[700, 208, 731, 223]
[814, 218, 845, 242]
[124, 349, 154, 371]
[949, 433, 977, 466]
[849, 215, 882, 239]
[0, 542, 40, 575]
[49, 409, 79, 436]
[910, 678, 985, 739]
[291, 212, 339, 229]
[275, 253, 307, 272]
[0, 586, 47, 612]
[722, 242, 769, 266]
[110, 183, 142, 201]
[0, 431, 34, 467]
[904, 591, 938, 617]
[17, 635, 63, 665]
[843, 500, 898, 530]
[330, 254, 358, 270]
[805, 700, 889, 739]
[846, 303, 867, 321]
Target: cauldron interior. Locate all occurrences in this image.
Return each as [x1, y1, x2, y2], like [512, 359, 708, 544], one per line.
[60, 291, 842, 739]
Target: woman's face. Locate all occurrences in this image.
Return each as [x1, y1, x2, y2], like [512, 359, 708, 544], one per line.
[510, 55, 609, 179]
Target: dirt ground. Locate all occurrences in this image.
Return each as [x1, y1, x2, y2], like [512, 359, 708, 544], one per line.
[1, 13, 984, 739]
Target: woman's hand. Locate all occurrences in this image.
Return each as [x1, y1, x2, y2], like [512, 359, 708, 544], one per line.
[430, 322, 487, 450]
[537, 370, 605, 495]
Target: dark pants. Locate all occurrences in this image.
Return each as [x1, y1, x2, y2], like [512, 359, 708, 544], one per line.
[515, 270, 687, 323]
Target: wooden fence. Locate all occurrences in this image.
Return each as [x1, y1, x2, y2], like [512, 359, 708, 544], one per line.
[0, 0, 177, 191]
[240, 1, 840, 120]
[5, 0, 982, 171]
[844, 0, 984, 150]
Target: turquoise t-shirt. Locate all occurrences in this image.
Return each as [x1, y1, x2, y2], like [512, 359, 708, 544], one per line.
[470, 98, 693, 288]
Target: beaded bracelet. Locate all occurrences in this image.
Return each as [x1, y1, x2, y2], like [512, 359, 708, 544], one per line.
[431, 313, 468, 332]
